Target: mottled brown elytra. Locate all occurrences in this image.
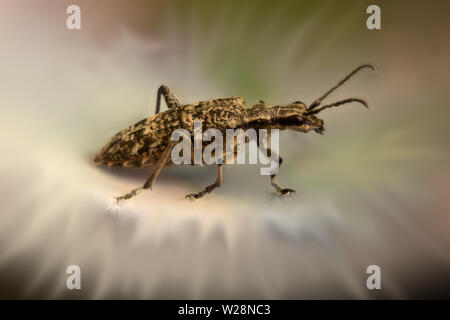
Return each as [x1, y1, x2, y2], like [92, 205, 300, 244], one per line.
[94, 64, 375, 201]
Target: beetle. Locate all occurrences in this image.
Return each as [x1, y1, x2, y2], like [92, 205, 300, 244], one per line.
[94, 64, 375, 201]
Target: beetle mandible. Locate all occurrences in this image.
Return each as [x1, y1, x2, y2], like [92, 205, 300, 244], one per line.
[94, 64, 375, 201]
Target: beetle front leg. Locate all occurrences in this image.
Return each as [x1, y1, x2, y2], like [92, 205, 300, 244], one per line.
[155, 85, 181, 114]
[115, 142, 175, 202]
[185, 164, 223, 200]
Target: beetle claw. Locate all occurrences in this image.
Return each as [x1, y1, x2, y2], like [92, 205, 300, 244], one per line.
[185, 193, 202, 200]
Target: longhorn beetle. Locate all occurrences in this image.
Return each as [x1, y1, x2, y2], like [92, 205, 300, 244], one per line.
[94, 64, 375, 201]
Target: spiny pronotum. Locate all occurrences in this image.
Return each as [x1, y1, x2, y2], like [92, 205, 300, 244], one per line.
[94, 64, 375, 201]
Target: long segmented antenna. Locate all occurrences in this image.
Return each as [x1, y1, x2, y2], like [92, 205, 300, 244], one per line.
[306, 98, 368, 115]
[308, 64, 376, 111]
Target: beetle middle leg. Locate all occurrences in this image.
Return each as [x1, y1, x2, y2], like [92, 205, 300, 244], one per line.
[185, 164, 223, 200]
[115, 142, 175, 202]
[155, 85, 181, 114]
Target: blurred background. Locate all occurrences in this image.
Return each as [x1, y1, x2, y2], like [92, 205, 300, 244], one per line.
[0, 0, 449, 299]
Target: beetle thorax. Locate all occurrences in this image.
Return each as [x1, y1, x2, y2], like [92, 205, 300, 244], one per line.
[244, 102, 310, 130]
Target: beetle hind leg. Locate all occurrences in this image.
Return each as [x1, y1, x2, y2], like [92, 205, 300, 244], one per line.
[185, 164, 223, 200]
[257, 135, 295, 196]
[155, 85, 181, 114]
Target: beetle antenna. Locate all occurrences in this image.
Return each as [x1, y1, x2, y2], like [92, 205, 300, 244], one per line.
[308, 64, 375, 111]
[306, 98, 368, 115]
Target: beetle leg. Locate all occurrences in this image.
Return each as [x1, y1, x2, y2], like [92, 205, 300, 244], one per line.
[257, 135, 295, 196]
[308, 64, 375, 110]
[155, 85, 181, 114]
[115, 142, 175, 202]
[185, 164, 223, 200]
[266, 148, 295, 196]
